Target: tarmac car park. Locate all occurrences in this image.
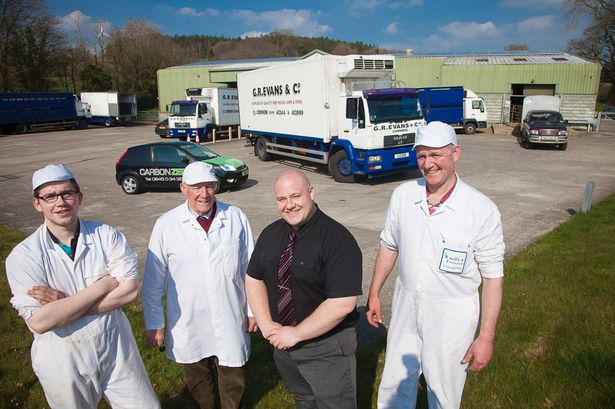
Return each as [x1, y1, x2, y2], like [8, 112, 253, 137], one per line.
[115, 141, 249, 194]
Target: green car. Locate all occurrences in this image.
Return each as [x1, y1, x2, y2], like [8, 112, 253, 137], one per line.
[115, 142, 249, 194]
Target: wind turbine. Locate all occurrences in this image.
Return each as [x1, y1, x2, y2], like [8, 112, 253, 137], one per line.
[96, 25, 111, 58]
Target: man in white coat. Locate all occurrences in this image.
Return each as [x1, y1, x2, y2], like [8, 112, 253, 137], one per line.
[5, 164, 160, 409]
[142, 161, 256, 409]
[366, 121, 505, 409]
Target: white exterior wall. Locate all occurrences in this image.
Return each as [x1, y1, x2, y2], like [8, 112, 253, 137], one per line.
[476, 93, 596, 124]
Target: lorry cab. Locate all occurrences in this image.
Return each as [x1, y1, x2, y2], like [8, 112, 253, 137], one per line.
[463, 89, 487, 131]
[168, 100, 213, 139]
[340, 88, 423, 151]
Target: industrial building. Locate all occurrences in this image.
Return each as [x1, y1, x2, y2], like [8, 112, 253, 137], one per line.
[157, 50, 601, 124]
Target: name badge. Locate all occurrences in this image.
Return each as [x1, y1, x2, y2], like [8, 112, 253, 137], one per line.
[439, 248, 468, 274]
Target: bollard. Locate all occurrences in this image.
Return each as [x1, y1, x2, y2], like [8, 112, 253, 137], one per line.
[228, 126, 232, 140]
[212, 128, 216, 144]
[581, 181, 595, 214]
[238, 126, 241, 139]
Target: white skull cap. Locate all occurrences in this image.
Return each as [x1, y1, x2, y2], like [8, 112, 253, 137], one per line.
[182, 161, 218, 185]
[413, 121, 458, 150]
[32, 164, 75, 191]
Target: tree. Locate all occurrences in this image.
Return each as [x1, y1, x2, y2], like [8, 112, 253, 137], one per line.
[0, 0, 65, 91]
[13, 15, 66, 91]
[104, 19, 190, 108]
[565, 0, 615, 86]
[79, 64, 112, 91]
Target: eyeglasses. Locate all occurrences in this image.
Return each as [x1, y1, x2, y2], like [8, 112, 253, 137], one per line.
[37, 190, 80, 204]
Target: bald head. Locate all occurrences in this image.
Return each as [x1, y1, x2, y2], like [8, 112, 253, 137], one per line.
[275, 170, 311, 192]
[274, 170, 316, 229]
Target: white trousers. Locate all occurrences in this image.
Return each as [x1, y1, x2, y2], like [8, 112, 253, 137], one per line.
[31, 314, 160, 409]
[377, 278, 480, 409]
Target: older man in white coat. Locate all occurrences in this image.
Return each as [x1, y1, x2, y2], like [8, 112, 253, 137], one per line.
[366, 121, 505, 409]
[142, 161, 256, 409]
[5, 164, 160, 409]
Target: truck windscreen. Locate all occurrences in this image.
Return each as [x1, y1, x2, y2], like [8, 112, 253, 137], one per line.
[170, 103, 196, 116]
[366, 94, 422, 123]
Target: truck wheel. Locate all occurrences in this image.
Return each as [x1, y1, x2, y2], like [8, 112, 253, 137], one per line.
[328, 150, 355, 183]
[77, 118, 88, 129]
[255, 138, 271, 161]
[15, 123, 28, 134]
[463, 122, 476, 135]
[558, 142, 568, 151]
[104, 119, 113, 127]
[121, 175, 141, 194]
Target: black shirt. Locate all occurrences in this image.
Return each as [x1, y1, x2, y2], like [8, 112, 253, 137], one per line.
[247, 207, 363, 337]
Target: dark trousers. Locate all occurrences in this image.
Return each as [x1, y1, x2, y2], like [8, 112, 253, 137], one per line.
[182, 356, 245, 409]
[273, 327, 358, 409]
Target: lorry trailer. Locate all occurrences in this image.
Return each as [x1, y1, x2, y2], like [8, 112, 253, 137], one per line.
[237, 53, 425, 182]
[417, 86, 487, 134]
[80, 92, 137, 126]
[0, 92, 89, 134]
[167, 87, 239, 140]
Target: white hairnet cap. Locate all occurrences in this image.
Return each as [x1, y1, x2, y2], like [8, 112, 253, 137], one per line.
[32, 164, 75, 191]
[182, 161, 218, 185]
[413, 121, 458, 150]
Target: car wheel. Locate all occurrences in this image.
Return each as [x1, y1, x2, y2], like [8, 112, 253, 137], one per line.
[121, 175, 141, 194]
[15, 123, 28, 134]
[558, 142, 568, 151]
[328, 150, 354, 183]
[255, 137, 271, 161]
[520, 133, 530, 149]
[463, 122, 476, 135]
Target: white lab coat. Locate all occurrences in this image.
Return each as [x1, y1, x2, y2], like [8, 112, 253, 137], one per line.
[142, 200, 254, 366]
[377, 176, 505, 409]
[5, 220, 160, 409]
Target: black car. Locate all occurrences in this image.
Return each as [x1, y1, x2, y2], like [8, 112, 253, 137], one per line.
[155, 118, 169, 137]
[520, 110, 568, 150]
[115, 142, 249, 194]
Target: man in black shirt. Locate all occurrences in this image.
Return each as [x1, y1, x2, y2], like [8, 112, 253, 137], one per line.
[246, 169, 362, 409]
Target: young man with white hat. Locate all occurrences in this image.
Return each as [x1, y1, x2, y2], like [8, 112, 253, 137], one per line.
[5, 164, 160, 409]
[142, 161, 256, 409]
[366, 121, 505, 409]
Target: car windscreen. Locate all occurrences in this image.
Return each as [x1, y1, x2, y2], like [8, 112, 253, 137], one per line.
[529, 112, 563, 123]
[180, 143, 219, 160]
[169, 103, 196, 116]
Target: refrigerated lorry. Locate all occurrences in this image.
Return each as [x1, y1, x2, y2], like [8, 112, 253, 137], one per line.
[167, 87, 239, 140]
[417, 86, 487, 134]
[80, 92, 137, 126]
[237, 53, 425, 182]
[0, 92, 89, 134]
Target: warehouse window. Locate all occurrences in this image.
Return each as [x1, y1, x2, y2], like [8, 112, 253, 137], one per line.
[513, 58, 527, 62]
[552, 57, 568, 61]
[476, 58, 489, 62]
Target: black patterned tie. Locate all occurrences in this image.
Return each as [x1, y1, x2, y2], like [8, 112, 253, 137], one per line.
[277, 230, 297, 326]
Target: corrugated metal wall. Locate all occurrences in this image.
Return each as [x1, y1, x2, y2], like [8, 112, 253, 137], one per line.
[157, 54, 602, 123]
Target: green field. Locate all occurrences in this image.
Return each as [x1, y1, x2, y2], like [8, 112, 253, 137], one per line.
[2, 194, 614, 408]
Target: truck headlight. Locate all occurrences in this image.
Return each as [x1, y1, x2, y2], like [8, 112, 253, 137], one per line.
[558, 130, 567, 136]
[530, 130, 539, 135]
[368, 155, 382, 163]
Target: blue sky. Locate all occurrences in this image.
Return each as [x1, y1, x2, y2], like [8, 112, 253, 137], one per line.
[48, 0, 589, 54]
